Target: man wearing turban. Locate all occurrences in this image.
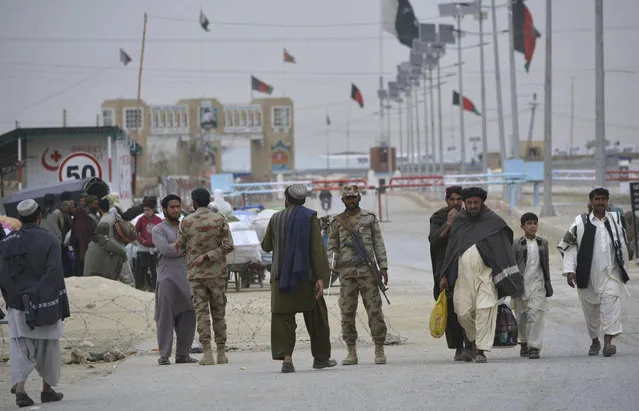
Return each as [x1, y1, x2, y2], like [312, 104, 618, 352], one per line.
[439, 187, 524, 363]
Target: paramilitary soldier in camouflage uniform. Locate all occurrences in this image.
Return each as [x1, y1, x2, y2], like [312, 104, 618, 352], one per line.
[327, 184, 389, 365]
[177, 188, 234, 365]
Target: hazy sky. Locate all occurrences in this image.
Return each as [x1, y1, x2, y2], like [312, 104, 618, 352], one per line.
[1, 0, 638, 162]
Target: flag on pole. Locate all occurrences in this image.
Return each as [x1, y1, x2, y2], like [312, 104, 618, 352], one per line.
[200, 9, 211, 31]
[382, 0, 419, 48]
[283, 49, 296, 64]
[326, 114, 331, 126]
[512, 0, 541, 72]
[452, 91, 480, 115]
[251, 75, 274, 95]
[351, 84, 364, 108]
[119, 49, 132, 66]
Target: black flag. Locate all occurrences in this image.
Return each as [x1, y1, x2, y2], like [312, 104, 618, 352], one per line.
[382, 0, 419, 48]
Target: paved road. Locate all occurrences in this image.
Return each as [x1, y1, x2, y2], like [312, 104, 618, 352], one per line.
[10, 193, 639, 410]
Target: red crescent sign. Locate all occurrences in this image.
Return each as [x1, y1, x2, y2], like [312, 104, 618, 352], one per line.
[58, 152, 103, 182]
[41, 147, 63, 171]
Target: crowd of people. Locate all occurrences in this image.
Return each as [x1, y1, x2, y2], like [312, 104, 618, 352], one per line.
[7, 191, 168, 291]
[0, 182, 632, 407]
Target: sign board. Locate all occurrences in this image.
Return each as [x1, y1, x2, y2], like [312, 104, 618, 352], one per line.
[199, 100, 218, 130]
[631, 182, 639, 262]
[58, 152, 103, 182]
[210, 173, 235, 194]
[631, 182, 639, 213]
[25, 135, 133, 210]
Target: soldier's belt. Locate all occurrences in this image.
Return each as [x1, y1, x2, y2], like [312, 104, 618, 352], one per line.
[339, 255, 366, 268]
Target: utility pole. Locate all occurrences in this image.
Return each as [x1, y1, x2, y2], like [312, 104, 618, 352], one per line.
[541, 0, 555, 217]
[63, 109, 68, 127]
[490, 0, 507, 173]
[595, 0, 606, 187]
[133, 12, 148, 196]
[456, 12, 467, 173]
[525, 93, 539, 159]
[507, 0, 521, 159]
[478, 0, 488, 173]
[569, 76, 575, 156]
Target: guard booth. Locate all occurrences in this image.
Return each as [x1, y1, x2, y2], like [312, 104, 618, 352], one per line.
[370, 146, 397, 194]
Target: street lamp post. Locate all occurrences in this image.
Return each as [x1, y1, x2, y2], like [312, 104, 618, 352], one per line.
[439, 1, 481, 173]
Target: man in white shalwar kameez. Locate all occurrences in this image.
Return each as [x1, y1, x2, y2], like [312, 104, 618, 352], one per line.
[558, 187, 630, 357]
[0, 199, 69, 407]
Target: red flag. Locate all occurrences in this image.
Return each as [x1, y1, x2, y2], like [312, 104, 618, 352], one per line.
[351, 83, 364, 108]
[251, 75, 273, 95]
[452, 91, 480, 116]
[512, 0, 541, 72]
[283, 49, 296, 64]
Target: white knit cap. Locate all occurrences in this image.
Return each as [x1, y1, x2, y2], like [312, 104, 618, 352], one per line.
[17, 199, 39, 217]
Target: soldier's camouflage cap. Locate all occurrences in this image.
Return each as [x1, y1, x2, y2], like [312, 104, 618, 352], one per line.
[341, 184, 360, 197]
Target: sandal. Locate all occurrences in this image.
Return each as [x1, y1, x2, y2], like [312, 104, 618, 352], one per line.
[473, 350, 487, 363]
[175, 355, 198, 364]
[16, 392, 35, 408]
[281, 361, 295, 373]
[528, 348, 540, 359]
[41, 390, 64, 403]
[158, 357, 171, 365]
[602, 344, 616, 357]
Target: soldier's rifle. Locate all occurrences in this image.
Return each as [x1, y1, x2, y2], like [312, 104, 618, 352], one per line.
[335, 214, 391, 305]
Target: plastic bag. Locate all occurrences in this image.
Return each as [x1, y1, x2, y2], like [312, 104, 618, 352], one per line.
[429, 290, 448, 338]
[493, 303, 518, 347]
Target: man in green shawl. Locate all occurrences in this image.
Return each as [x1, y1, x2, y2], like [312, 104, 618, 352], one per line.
[261, 184, 337, 373]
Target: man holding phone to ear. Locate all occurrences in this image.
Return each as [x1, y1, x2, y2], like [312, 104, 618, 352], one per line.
[261, 184, 337, 373]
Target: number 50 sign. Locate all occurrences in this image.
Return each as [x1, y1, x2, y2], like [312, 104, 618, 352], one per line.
[58, 152, 103, 182]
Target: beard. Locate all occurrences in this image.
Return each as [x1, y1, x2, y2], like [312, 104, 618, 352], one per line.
[466, 209, 481, 219]
[166, 214, 180, 222]
[345, 202, 359, 210]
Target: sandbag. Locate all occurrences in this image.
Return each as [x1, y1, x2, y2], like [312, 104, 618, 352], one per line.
[429, 290, 447, 338]
[494, 303, 518, 347]
[227, 229, 262, 265]
[252, 209, 277, 243]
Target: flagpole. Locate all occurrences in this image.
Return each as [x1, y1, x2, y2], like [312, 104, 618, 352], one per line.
[346, 100, 352, 178]
[478, 0, 488, 174]
[378, 0, 386, 149]
[406, 88, 413, 174]
[541, 0, 555, 216]
[437, 54, 444, 175]
[413, 80, 426, 175]
[491, 0, 507, 197]
[456, 11, 467, 173]
[398, 98, 403, 174]
[422, 71, 429, 175]
[133, 11, 148, 196]
[250, 74, 254, 102]
[281, 48, 285, 97]
[428, 65, 436, 177]
[326, 113, 330, 175]
[507, 0, 521, 160]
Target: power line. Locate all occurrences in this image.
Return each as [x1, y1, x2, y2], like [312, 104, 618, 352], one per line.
[2, 24, 638, 44]
[2, 61, 636, 78]
[0, 36, 404, 44]
[1, 50, 141, 120]
[147, 15, 421, 28]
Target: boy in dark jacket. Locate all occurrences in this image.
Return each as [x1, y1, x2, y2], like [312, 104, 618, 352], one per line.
[512, 212, 553, 359]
